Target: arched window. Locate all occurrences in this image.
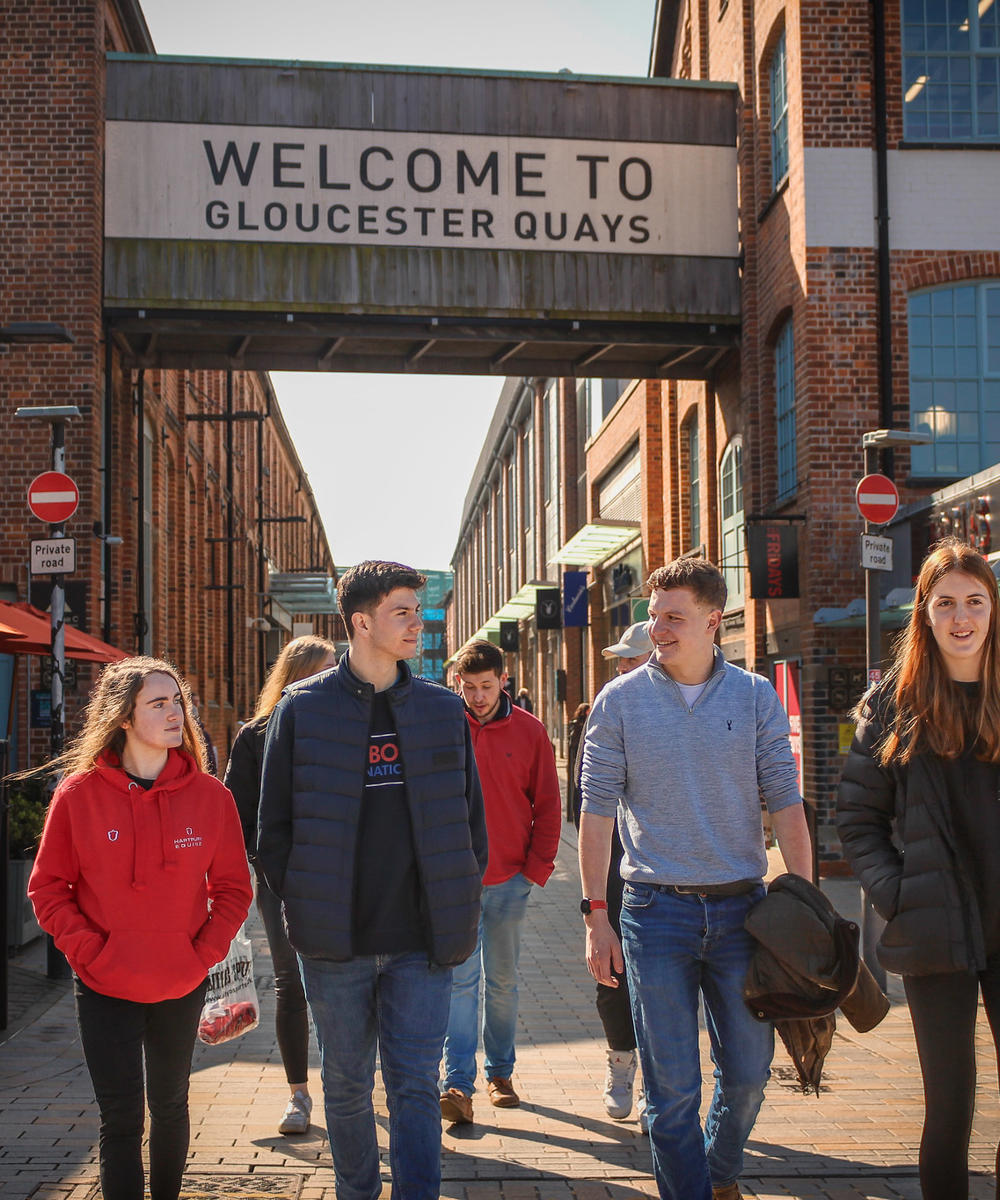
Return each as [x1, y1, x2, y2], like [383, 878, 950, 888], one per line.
[909, 282, 1000, 476]
[903, 0, 1000, 141]
[770, 30, 789, 189]
[685, 416, 701, 551]
[719, 438, 745, 608]
[775, 321, 797, 500]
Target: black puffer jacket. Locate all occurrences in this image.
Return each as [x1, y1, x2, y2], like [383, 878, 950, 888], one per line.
[257, 656, 488, 966]
[836, 687, 987, 976]
[223, 713, 269, 859]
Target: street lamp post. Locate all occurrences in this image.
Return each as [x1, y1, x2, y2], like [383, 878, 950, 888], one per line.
[858, 427, 932, 989]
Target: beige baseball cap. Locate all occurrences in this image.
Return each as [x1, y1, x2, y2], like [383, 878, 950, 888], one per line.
[601, 621, 653, 659]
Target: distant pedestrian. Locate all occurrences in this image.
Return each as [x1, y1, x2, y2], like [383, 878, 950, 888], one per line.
[580, 558, 811, 1200]
[573, 621, 653, 1128]
[28, 657, 252, 1200]
[838, 537, 1000, 1200]
[514, 686, 534, 713]
[190, 692, 218, 775]
[565, 701, 590, 821]
[258, 561, 487, 1200]
[224, 634, 337, 1136]
[440, 639, 561, 1125]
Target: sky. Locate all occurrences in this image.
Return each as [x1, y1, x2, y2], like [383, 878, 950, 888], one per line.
[138, 0, 657, 570]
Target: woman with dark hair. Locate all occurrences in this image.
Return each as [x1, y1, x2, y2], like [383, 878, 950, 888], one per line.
[28, 656, 252, 1200]
[224, 634, 337, 1135]
[565, 701, 590, 821]
[838, 537, 1000, 1199]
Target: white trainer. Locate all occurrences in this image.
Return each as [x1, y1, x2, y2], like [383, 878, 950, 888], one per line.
[603, 1048, 637, 1119]
[637, 1087, 649, 1134]
[278, 1089, 312, 1135]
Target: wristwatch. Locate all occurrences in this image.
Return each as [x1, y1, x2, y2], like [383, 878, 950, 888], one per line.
[580, 898, 608, 915]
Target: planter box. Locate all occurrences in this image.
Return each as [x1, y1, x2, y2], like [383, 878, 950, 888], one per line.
[7, 858, 42, 951]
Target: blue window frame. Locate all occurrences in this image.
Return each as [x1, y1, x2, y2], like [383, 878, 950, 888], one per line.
[770, 31, 789, 188]
[775, 322, 797, 500]
[909, 282, 1000, 476]
[903, 0, 1000, 140]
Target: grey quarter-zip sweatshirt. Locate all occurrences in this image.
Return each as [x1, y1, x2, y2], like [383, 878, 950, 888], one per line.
[580, 648, 802, 886]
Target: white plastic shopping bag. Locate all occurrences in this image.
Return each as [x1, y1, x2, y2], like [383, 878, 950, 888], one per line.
[197, 922, 259, 1045]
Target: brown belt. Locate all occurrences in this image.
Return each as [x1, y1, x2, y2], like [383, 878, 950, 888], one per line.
[655, 879, 759, 897]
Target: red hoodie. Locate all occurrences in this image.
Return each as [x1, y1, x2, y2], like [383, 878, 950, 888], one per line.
[29, 748, 252, 1003]
[467, 699, 561, 887]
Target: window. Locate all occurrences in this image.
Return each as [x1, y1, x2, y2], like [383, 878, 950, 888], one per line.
[142, 416, 155, 654]
[585, 378, 631, 439]
[903, 0, 1000, 140]
[770, 30, 789, 188]
[687, 418, 701, 550]
[775, 321, 797, 499]
[719, 438, 745, 608]
[909, 282, 1000, 476]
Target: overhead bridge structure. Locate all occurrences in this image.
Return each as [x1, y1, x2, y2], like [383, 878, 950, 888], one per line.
[104, 55, 741, 380]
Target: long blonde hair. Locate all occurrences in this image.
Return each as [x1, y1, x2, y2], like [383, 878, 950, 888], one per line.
[21, 656, 210, 779]
[253, 635, 338, 719]
[873, 538, 1000, 765]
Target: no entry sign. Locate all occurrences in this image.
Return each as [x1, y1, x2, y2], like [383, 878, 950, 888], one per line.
[27, 471, 79, 524]
[856, 473, 899, 525]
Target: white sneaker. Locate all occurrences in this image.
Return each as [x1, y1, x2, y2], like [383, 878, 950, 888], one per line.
[637, 1087, 648, 1134]
[278, 1090, 312, 1135]
[603, 1049, 637, 1119]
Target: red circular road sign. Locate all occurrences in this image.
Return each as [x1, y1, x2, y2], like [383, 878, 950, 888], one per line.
[856, 473, 899, 524]
[27, 471, 79, 523]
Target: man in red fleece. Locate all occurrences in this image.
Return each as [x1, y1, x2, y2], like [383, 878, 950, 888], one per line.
[440, 640, 561, 1124]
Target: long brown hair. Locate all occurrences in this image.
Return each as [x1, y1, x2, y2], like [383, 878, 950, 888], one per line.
[253, 635, 337, 719]
[873, 538, 1000, 764]
[17, 656, 209, 779]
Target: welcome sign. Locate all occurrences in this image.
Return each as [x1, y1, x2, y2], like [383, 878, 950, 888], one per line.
[105, 122, 737, 258]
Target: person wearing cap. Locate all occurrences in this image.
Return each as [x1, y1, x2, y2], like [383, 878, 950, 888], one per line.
[572, 621, 653, 1128]
[579, 558, 811, 1200]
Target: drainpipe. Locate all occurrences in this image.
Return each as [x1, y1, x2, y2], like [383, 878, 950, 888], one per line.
[873, 0, 894, 473]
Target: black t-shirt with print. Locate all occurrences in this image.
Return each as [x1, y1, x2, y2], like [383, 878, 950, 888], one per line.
[353, 689, 427, 955]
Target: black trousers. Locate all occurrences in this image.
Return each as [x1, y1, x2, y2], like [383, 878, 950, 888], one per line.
[256, 876, 310, 1084]
[904, 962, 1000, 1200]
[75, 976, 207, 1200]
[596, 832, 637, 1052]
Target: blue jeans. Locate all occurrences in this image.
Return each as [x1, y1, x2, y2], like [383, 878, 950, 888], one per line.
[300, 952, 453, 1200]
[620, 882, 773, 1200]
[441, 872, 533, 1094]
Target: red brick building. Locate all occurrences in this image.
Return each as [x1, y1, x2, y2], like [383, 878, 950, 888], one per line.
[452, 0, 1000, 862]
[0, 0, 338, 770]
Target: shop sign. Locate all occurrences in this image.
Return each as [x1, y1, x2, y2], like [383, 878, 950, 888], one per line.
[748, 524, 799, 599]
[773, 660, 803, 794]
[499, 621, 520, 652]
[562, 571, 588, 628]
[534, 588, 562, 630]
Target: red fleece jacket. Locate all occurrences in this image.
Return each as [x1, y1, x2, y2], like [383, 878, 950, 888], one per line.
[29, 748, 252, 1003]
[467, 701, 561, 887]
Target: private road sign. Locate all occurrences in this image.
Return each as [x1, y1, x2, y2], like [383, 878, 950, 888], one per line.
[27, 471, 80, 524]
[855, 473, 899, 525]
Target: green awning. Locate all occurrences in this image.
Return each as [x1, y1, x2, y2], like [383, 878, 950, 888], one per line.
[460, 580, 561, 650]
[548, 521, 640, 566]
[268, 571, 338, 615]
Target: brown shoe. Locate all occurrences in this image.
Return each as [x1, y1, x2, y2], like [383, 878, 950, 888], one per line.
[487, 1076, 520, 1107]
[440, 1088, 473, 1125]
[712, 1183, 742, 1200]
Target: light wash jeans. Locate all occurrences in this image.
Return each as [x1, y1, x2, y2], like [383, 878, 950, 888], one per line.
[619, 881, 773, 1200]
[440, 872, 533, 1095]
[300, 951, 452, 1200]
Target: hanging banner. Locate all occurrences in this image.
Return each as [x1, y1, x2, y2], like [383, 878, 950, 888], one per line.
[563, 571, 589, 628]
[499, 621, 520, 652]
[774, 660, 804, 795]
[748, 524, 799, 599]
[535, 588, 563, 630]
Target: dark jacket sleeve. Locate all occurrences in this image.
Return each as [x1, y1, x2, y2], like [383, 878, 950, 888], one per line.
[464, 718, 489, 878]
[836, 697, 903, 922]
[223, 719, 264, 857]
[257, 696, 295, 896]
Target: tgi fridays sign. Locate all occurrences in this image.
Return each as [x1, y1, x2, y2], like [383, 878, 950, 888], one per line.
[104, 123, 737, 258]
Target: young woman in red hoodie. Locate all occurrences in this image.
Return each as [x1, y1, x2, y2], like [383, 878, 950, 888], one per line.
[28, 657, 252, 1200]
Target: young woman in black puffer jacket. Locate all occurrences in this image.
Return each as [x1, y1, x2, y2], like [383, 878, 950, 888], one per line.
[838, 537, 1000, 1200]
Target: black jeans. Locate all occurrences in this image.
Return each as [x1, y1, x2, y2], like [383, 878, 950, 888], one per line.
[596, 832, 637, 1053]
[75, 976, 207, 1200]
[256, 876, 310, 1084]
[904, 962, 1000, 1200]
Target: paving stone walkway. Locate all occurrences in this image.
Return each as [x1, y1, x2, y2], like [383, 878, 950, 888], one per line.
[2, 817, 998, 1199]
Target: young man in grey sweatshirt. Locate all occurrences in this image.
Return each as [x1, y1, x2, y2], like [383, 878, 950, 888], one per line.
[578, 557, 812, 1200]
